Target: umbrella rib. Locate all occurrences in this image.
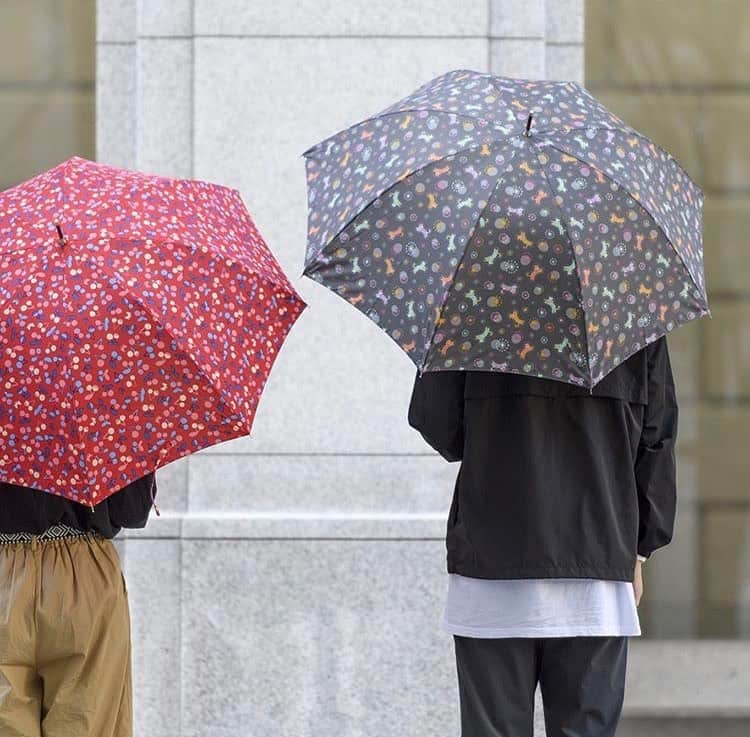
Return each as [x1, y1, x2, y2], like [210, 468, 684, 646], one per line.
[302, 108, 510, 158]
[305, 133, 534, 271]
[0, 251, 73, 497]
[164, 180, 303, 301]
[55, 250, 89, 502]
[0, 254, 56, 335]
[529, 141, 594, 388]
[305, 139, 520, 339]
[160, 234, 304, 306]
[546, 126, 703, 198]
[537, 139, 707, 310]
[305, 128, 634, 270]
[419, 164, 515, 373]
[0, 250, 90, 500]
[133, 235, 306, 320]
[72, 249, 251, 430]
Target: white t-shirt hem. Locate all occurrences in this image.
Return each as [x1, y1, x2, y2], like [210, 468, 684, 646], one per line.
[442, 619, 642, 639]
[442, 574, 641, 639]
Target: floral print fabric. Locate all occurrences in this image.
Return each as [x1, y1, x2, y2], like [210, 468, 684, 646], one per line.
[0, 157, 305, 505]
[303, 69, 708, 387]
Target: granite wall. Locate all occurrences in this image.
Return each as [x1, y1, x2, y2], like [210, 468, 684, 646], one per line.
[94, 2, 583, 734]
[87, 1, 746, 735]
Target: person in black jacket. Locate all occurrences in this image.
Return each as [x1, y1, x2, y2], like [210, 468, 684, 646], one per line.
[0, 474, 157, 737]
[408, 337, 677, 737]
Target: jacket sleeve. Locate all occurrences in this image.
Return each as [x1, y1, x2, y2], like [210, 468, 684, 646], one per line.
[407, 369, 466, 462]
[108, 473, 158, 529]
[634, 336, 678, 559]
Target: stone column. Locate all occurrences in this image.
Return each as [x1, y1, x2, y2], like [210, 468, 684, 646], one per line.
[490, 0, 584, 82]
[96, 3, 583, 735]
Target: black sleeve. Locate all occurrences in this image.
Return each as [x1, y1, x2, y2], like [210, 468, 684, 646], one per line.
[634, 336, 678, 559]
[407, 369, 466, 462]
[108, 472, 158, 529]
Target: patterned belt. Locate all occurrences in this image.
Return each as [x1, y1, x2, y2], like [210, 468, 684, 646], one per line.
[0, 524, 96, 545]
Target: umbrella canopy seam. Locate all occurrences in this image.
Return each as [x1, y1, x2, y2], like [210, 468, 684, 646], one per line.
[538, 138, 707, 311]
[529, 141, 593, 387]
[303, 126, 654, 271]
[71, 248, 256, 427]
[304, 134, 525, 270]
[302, 70, 709, 389]
[420, 160, 517, 373]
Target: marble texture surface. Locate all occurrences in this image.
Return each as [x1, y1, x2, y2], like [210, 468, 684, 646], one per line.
[136, 39, 193, 178]
[96, 0, 136, 42]
[545, 0, 584, 43]
[119, 539, 182, 737]
[618, 719, 750, 737]
[625, 641, 750, 715]
[96, 43, 136, 168]
[546, 44, 585, 83]
[137, 0, 193, 37]
[491, 38, 547, 79]
[91, 4, 735, 737]
[193, 0, 488, 37]
[180, 539, 456, 737]
[192, 36, 489, 271]
[154, 456, 190, 513]
[191, 36, 488, 454]
[180, 514, 446, 540]
[491, 0, 545, 39]
[186, 453, 454, 513]
[115, 529, 750, 737]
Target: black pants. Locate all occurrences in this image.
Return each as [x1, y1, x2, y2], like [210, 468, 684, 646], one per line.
[454, 635, 628, 737]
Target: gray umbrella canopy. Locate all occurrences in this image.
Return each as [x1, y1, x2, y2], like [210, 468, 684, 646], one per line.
[302, 69, 709, 388]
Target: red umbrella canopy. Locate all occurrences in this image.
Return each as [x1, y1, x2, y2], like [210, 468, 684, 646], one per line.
[0, 157, 305, 505]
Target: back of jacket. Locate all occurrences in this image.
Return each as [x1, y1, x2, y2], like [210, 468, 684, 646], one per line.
[408, 336, 678, 582]
[0, 474, 157, 538]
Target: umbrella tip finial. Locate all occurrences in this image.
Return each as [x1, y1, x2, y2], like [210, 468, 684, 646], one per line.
[525, 112, 534, 137]
[54, 223, 66, 248]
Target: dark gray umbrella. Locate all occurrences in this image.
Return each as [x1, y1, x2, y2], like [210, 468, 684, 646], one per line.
[302, 69, 709, 388]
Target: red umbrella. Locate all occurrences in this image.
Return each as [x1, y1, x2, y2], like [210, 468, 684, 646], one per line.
[0, 156, 305, 506]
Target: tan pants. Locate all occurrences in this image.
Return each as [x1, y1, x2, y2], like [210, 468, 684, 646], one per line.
[0, 535, 132, 737]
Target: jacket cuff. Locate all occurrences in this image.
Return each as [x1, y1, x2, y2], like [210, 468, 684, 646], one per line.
[636, 553, 649, 562]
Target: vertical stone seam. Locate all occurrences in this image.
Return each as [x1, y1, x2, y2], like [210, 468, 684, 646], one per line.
[177, 495, 184, 737]
[486, 0, 492, 71]
[189, 0, 196, 179]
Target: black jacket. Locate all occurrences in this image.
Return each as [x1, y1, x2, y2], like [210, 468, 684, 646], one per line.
[0, 473, 157, 538]
[408, 337, 677, 582]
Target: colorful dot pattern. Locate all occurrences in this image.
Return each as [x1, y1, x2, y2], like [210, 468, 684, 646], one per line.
[0, 157, 306, 505]
[303, 69, 708, 387]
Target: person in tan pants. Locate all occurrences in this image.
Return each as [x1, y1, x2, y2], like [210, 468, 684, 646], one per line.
[0, 475, 156, 737]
